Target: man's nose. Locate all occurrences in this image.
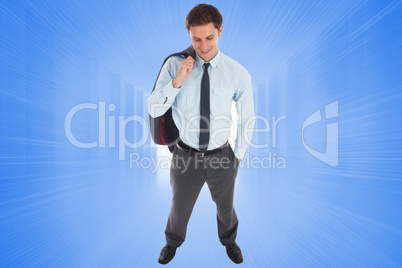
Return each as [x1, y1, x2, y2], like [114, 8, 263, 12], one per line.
[199, 40, 208, 49]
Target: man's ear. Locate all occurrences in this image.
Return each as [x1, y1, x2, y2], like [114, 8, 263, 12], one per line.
[218, 25, 223, 37]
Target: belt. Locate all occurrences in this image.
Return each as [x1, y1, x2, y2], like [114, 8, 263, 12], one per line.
[176, 140, 229, 157]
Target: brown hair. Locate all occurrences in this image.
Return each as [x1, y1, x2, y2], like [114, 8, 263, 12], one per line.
[186, 4, 223, 31]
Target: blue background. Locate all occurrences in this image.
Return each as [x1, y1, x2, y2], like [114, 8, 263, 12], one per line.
[1, 0, 402, 267]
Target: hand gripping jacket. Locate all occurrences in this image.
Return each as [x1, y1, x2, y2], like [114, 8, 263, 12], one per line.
[149, 45, 196, 153]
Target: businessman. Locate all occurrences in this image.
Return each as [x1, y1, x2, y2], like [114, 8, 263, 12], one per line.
[147, 4, 255, 264]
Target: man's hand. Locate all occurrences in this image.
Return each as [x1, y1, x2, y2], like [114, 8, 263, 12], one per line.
[173, 56, 195, 88]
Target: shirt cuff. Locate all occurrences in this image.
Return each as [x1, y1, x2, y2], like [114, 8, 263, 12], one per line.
[234, 146, 246, 160]
[157, 80, 180, 104]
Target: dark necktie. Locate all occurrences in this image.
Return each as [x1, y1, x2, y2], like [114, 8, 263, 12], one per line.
[199, 62, 210, 152]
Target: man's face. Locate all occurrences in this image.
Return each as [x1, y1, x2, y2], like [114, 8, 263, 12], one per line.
[189, 22, 222, 62]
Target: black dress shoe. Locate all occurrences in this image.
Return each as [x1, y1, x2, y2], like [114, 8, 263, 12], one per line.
[225, 242, 243, 264]
[158, 244, 177, 265]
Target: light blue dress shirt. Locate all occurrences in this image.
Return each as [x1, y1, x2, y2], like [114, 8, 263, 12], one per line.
[147, 49, 255, 159]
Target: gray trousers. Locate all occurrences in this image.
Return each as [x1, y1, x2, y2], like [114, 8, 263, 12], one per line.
[165, 141, 240, 247]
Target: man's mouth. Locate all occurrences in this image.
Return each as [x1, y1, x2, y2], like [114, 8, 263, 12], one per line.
[201, 48, 211, 54]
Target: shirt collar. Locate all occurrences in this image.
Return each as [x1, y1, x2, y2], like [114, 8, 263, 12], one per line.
[195, 49, 221, 69]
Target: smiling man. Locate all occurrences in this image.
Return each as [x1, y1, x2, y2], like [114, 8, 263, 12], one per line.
[147, 4, 255, 265]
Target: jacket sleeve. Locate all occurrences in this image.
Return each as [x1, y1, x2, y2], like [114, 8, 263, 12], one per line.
[147, 57, 181, 118]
